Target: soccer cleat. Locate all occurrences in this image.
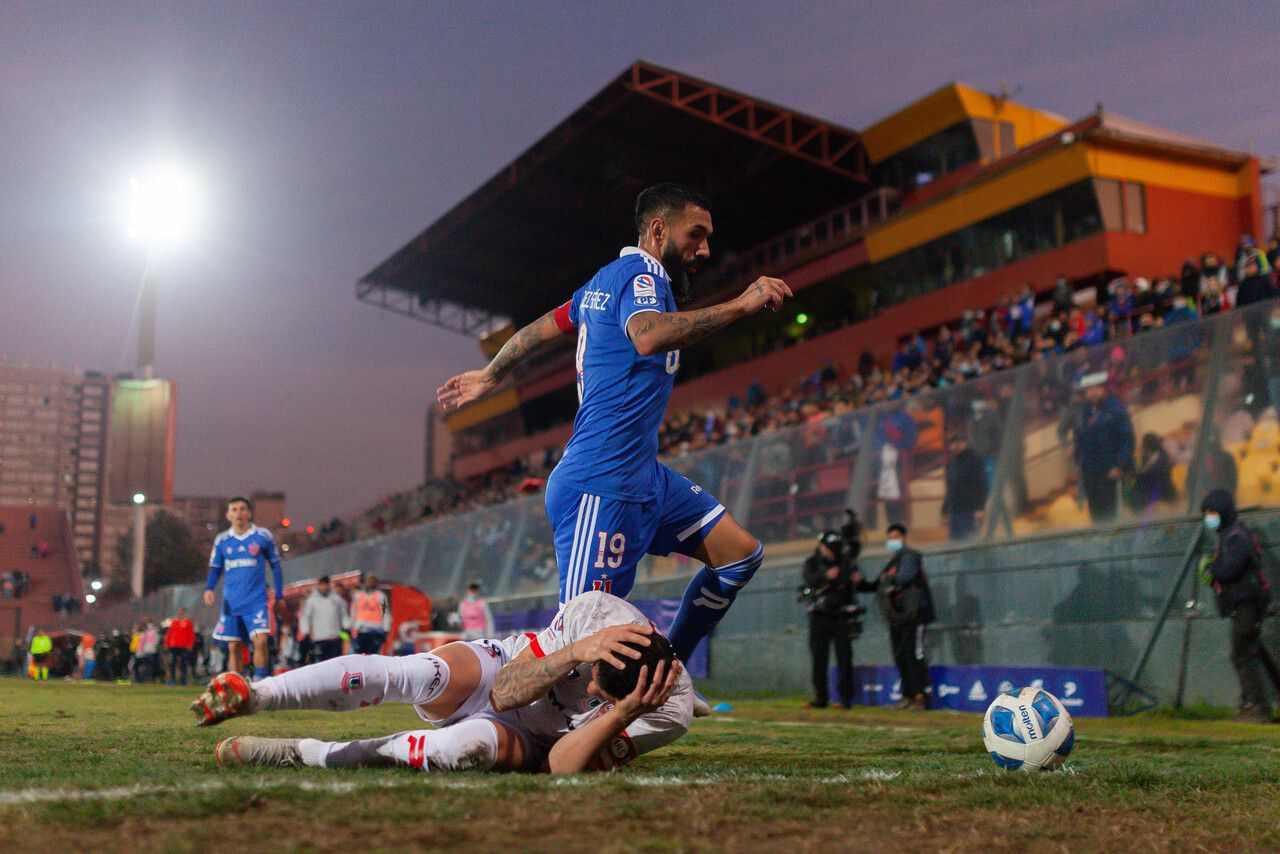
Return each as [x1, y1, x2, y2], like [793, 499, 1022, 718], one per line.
[692, 690, 712, 718]
[190, 672, 255, 726]
[216, 736, 302, 768]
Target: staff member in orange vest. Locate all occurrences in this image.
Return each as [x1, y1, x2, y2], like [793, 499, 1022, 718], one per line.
[350, 574, 391, 655]
[457, 582, 495, 641]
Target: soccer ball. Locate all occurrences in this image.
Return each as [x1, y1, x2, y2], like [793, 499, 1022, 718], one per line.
[982, 686, 1075, 772]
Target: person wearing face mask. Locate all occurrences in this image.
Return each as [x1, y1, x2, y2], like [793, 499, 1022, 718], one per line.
[1197, 489, 1276, 722]
[457, 582, 495, 641]
[855, 524, 935, 710]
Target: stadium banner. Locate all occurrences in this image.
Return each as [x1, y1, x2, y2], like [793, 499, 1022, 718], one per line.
[837, 664, 1108, 717]
[495, 598, 709, 679]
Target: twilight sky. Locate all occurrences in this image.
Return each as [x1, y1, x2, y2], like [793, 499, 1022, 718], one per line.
[1, 1, 1276, 525]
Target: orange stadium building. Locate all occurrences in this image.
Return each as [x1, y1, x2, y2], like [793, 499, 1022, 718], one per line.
[357, 62, 1270, 487]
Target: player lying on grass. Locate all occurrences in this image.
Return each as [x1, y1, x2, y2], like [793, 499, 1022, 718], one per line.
[192, 591, 690, 774]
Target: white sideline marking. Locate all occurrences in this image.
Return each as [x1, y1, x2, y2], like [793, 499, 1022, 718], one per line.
[0, 769, 906, 805]
[773, 720, 921, 734]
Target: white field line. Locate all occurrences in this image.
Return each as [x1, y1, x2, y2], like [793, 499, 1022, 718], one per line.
[772, 720, 924, 734]
[0, 770, 904, 806]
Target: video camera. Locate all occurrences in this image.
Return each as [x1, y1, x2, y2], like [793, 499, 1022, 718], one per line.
[795, 509, 867, 637]
[839, 508, 862, 562]
[796, 576, 866, 638]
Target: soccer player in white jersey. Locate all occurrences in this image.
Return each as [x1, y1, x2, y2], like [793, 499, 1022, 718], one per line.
[193, 591, 690, 774]
[437, 184, 791, 668]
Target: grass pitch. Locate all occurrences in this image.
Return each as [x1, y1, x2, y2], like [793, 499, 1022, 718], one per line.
[3, 678, 1279, 852]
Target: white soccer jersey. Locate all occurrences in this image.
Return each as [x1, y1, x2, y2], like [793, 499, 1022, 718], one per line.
[498, 591, 693, 768]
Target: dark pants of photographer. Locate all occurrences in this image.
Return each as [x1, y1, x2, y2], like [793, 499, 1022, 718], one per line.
[1230, 601, 1266, 708]
[890, 621, 929, 701]
[809, 613, 853, 706]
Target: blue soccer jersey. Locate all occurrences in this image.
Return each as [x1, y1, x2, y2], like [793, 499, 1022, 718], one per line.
[550, 247, 679, 502]
[205, 525, 284, 615]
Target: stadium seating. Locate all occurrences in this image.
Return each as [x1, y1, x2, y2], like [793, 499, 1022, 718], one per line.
[307, 278, 1276, 588]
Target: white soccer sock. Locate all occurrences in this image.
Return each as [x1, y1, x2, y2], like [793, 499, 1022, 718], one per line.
[252, 653, 450, 713]
[298, 720, 498, 772]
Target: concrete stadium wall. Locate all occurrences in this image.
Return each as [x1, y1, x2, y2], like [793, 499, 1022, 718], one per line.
[489, 508, 1280, 707]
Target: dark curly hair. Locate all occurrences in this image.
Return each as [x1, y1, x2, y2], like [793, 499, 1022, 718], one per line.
[594, 630, 676, 700]
[634, 183, 711, 238]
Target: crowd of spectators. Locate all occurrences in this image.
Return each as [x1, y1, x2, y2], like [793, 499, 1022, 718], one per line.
[309, 235, 1278, 552]
[78, 617, 209, 684]
[658, 235, 1276, 458]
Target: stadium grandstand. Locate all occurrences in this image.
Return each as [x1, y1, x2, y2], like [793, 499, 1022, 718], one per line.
[358, 61, 1272, 492]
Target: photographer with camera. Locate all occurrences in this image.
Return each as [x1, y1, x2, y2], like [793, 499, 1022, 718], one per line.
[800, 512, 864, 709]
[855, 523, 935, 710]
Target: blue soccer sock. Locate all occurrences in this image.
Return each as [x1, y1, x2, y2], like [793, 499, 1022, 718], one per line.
[668, 542, 763, 662]
[254, 666, 269, 680]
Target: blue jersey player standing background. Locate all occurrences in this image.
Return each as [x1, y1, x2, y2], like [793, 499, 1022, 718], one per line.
[202, 496, 284, 680]
[438, 184, 792, 671]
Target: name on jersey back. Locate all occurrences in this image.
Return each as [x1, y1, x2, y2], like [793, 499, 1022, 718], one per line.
[580, 289, 611, 313]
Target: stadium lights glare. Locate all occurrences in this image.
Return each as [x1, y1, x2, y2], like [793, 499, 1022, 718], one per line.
[132, 492, 146, 505]
[127, 162, 199, 245]
[85, 594, 97, 604]
[90, 579, 103, 591]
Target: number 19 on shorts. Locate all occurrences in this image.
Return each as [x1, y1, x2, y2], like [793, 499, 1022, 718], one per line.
[594, 532, 626, 569]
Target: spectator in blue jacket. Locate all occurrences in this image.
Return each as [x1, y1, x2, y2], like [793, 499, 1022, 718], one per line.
[1109, 281, 1134, 336]
[1015, 285, 1036, 335]
[1073, 372, 1134, 522]
[1080, 311, 1107, 346]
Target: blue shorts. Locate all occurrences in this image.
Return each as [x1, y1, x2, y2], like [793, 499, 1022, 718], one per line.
[545, 463, 726, 604]
[213, 600, 270, 642]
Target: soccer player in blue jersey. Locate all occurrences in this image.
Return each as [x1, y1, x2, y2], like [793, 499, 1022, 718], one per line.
[202, 496, 284, 680]
[438, 184, 791, 668]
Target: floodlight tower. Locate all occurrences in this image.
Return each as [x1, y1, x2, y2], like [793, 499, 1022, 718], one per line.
[128, 164, 197, 377]
[124, 163, 197, 596]
[131, 492, 147, 599]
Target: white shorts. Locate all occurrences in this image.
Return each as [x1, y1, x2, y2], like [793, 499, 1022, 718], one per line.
[413, 639, 545, 772]
[414, 639, 509, 727]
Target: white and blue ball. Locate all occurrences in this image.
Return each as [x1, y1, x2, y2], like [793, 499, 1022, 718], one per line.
[982, 687, 1074, 772]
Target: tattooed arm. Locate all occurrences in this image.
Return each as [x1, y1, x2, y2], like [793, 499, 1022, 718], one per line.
[488, 623, 653, 713]
[437, 308, 565, 410]
[488, 645, 582, 713]
[627, 276, 792, 356]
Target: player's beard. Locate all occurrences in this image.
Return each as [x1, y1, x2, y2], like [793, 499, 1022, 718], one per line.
[662, 239, 693, 303]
